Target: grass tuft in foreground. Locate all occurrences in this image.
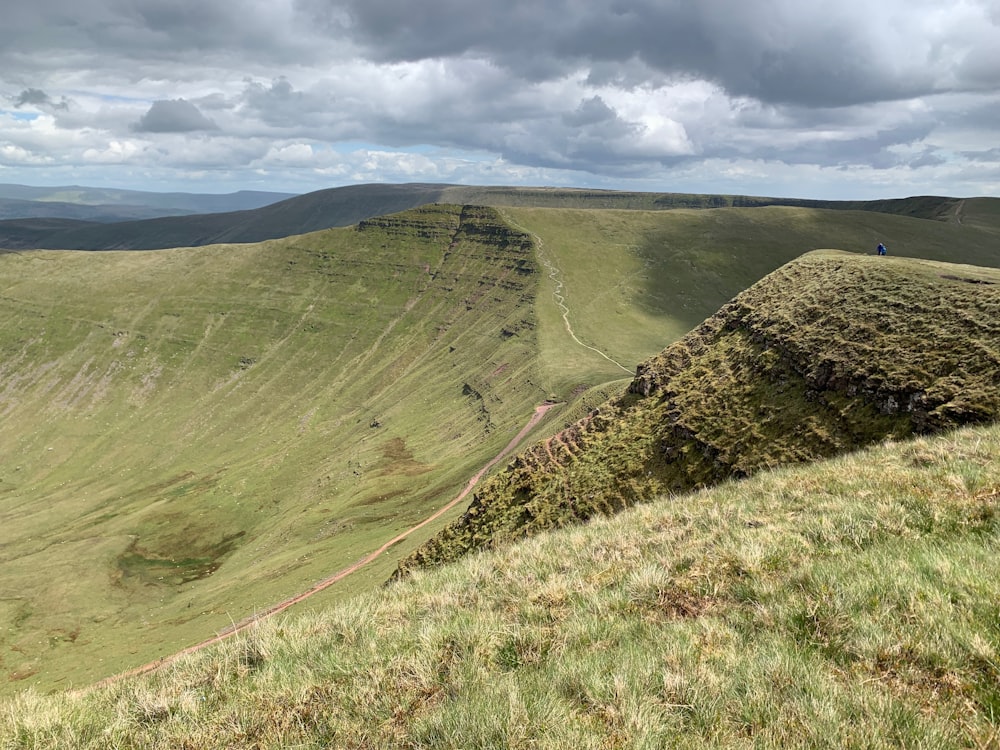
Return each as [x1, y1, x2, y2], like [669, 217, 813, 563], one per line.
[3, 421, 999, 748]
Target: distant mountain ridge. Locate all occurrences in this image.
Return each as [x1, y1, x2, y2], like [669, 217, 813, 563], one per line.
[0, 196, 203, 222]
[1, 182, 995, 250]
[0, 183, 296, 224]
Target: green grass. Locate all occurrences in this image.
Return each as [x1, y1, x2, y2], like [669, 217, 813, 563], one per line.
[957, 197, 1000, 235]
[502, 204, 1000, 391]
[2, 198, 999, 696]
[3, 421, 998, 748]
[0, 205, 568, 693]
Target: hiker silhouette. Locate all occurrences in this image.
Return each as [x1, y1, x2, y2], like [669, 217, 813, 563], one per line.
[876, 242, 887, 256]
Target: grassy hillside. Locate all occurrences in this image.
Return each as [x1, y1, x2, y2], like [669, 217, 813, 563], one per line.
[2, 200, 1000, 746]
[399, 252, 1000, 573]
[956, 197, 1000, 236]
[502, 203, 1000, 388]
[3, 420, 998, 748]
[2, 201, 998, 695]
[0, 219, 97, 250]
[0, 205, 568, 693]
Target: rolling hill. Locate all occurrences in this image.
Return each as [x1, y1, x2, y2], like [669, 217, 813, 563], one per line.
[2, 181, 997, 251]
[0, 198, 198, 223]
[1, 194, 999, 700]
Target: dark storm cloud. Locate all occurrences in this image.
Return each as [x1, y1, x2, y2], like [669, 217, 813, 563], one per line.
[311, 0, 998, 107]
[941, 96, 1000, 131]
[11, 88, 69, 110]
[0, 0, 316, 72]
[963, 147, 1000, 164]
[13, 89, 51, 107]
[5, 1, 998, 111]
[5, 1, 996, 113]
[562, 96, 621, 128]
[132, 99, 218, 133]
[235, 78, 319, 128]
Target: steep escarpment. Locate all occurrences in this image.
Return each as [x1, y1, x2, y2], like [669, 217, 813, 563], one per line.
[0, 204, 545, 692]
[397, 251, 1000, 573]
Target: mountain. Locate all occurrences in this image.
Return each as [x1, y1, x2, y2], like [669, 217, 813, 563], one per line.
[3, 256, 1000, 747]
[1, 197, 999, 697]
[0, 183, 452, 249]
[2, 182, 997, 251]
[0, 197, 202, 222]
[0, 183, 295, 221]
[0, 205, 555, 692]
[397, 250, 1000, 574]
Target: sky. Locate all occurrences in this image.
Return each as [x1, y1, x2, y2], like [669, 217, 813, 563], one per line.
[1, 0, 999, 200]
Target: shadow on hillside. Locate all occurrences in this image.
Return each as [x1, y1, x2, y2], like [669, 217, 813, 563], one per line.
[633, 203, 1000, 338]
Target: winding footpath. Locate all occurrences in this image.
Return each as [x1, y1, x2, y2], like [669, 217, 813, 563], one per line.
[89, 401, 557, 690]
[89, 212, 624, 690]
[501, 212, 632, 374]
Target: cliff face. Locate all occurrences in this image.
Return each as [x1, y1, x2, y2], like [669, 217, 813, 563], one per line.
[397, 251, 1000, 574]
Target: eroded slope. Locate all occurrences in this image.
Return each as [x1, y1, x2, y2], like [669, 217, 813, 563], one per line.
[399, 251, 1000, 572]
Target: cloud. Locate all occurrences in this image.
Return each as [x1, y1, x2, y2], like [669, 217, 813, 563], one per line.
[13, 89, 52, 107]
[0, 0, 997, 198]
[317, 0, 1000, 105]
[0, 143, 55, 165]
[132, 99, 219, 133]
[82, 139, 142, 163]
[11, 88, 70, 111]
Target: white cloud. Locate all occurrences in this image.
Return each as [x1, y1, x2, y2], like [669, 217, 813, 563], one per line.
[82, 139, 142, 163]
[0, 143, 54, 165]
[254, 143, 317, 167]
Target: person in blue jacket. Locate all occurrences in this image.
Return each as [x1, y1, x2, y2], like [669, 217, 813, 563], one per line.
[876, 242, 887, 256]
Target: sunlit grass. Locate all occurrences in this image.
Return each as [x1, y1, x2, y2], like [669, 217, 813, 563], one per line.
[0, 206, 558, 693]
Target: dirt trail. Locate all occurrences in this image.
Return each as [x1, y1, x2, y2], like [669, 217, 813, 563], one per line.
[89, 401, 558, 690]
[499, 211, 632, 374]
